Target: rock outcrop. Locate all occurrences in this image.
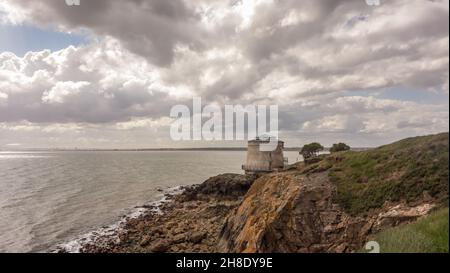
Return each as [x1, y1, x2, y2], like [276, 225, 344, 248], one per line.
[218, 170, 436, 253]
[180, 173, 257, 201]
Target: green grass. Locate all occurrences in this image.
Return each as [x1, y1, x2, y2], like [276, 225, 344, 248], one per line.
[373, 208, 449, 253]
[325, 133, 449, 215]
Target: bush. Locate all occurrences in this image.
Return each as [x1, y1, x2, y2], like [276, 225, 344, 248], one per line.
[300, 142, 324, 163]
[330, 143, 351, 153]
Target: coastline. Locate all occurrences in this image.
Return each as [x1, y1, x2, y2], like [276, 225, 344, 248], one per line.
[54, 169, 442, 253]
[54, 185, 185, 253]
[54, 174, 257, 253]
[52, 133, 449, 253]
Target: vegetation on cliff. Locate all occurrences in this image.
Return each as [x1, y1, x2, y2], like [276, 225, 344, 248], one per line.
[322, 133, 449, 215]
[373, 208, 449, 253]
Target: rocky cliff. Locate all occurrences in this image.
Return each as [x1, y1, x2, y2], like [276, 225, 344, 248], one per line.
[217, 170, 436, 253]
[218, 133, 448, 253]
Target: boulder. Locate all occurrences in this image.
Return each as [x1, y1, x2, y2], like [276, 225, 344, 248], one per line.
[171, 234, 187, 244]
[179, 174, 258, 201]
[189, 231, 207, 244]
[150, 239, 170, 253]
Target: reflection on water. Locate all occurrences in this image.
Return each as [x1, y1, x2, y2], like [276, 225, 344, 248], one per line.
[0, 152, 53, 159]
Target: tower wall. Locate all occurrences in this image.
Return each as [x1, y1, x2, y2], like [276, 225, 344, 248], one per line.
[243, 140, 284, 173]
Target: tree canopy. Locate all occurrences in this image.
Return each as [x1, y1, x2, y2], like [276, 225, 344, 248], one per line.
[330, 143, 351, 153]
[300, 142, 324, 162]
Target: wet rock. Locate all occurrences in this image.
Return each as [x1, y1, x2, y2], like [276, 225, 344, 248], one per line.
[173, 227, 185, 235]
[151, 227, 163, 236]
[140, 235, 152, 247]
[189, 232, 207, 244]
[171, 234, 187, 244]
[150, 239, 170, 253]
[136, 222, 146, 232]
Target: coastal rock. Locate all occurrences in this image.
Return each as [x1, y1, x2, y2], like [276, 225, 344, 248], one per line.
[76, 173, 256, 253]
[140, 235, 152, 247]
[179, 173, 258, 201]
[189, 231, 207, 244]
[217, 170, 436, 253]
[218, 171, 341, 252]
[64, 168, 439, 253]
[171, 234, 187, 244]
[150, 239, 170, 253]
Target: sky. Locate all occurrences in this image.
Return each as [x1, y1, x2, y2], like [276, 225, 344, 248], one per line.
[0, 24, 88, 56]
[0, 0, 448, 149]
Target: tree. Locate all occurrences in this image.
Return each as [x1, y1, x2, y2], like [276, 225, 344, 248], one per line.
[330, 143, 351, 153]
[300, 142, 324, 163]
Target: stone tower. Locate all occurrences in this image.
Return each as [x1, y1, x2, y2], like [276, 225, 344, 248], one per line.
[242, 138, 285, 174]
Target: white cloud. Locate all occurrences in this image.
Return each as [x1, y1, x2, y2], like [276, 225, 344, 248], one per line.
[42, 81, 90, 104]
[0, 39, 186, 124]
[0, 0, 448, 148]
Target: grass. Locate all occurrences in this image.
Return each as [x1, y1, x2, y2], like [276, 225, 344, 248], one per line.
[323, 133, 449, 215]
[372, 208, 449, 253]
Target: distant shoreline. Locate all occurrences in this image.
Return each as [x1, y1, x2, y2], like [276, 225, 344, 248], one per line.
[0, 147, 372, 152]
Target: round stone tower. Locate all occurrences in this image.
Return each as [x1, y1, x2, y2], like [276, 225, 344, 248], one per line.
[242, 138, 285, 174]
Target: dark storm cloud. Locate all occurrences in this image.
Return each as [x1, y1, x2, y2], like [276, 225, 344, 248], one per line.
[239, 0, 364, 62]
[5, 0, 205, 66]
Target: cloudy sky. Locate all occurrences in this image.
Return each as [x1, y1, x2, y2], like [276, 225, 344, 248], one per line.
[0, 0, 448, 149]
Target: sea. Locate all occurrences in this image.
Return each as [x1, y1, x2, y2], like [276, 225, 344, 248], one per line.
[0, 150, 301, 253]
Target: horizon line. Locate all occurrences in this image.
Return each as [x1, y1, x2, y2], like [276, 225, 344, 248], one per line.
[0, 147, 373, 152]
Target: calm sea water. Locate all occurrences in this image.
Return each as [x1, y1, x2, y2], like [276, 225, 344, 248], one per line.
[0, 150, 301, 253]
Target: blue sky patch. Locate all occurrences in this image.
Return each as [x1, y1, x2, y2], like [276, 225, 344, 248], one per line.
[0, 24, 89, 56]
[345, 86, 449, 105]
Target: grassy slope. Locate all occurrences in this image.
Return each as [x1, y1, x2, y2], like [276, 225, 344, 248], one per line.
[295, 132, 449, 253]
[373, 208, 449, 253]
[324, 133, 449, 215]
